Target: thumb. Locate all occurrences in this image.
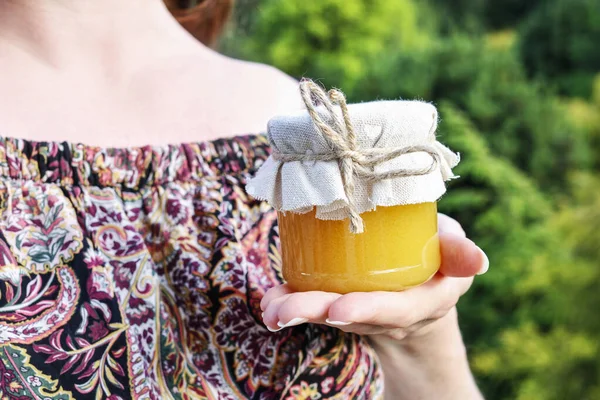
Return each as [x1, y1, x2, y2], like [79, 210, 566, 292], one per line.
[438, 232, 489, 277]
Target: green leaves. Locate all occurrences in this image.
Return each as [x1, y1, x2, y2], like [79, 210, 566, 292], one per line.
[237, 0, 433, 91]
[520, 0, 600, 98]
[352, 34, 592, 190]
[221, 1, 600, 397]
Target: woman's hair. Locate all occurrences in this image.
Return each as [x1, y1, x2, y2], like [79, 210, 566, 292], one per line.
[164, 0, 234, 47]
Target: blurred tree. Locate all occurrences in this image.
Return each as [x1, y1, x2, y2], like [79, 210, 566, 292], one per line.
[217, 0, 261, 55]
[435, 103, 566, 399]
[220, 1, 600, 398]
[427, 0, 487, 32]
[520, 0, 600, 98]
[485, 0, 542, 30]
[426, 0, 543, 32]
[351, 35, 592, 190]
[235, 0, 434, 91]
[472, 173, 600, 399]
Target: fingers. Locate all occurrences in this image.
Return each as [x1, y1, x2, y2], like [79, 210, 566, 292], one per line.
[326, 275, 473, 328]
[261, 276, 473, 334]
[260, 283, 293, 311]
[260, 286, 394, 333]
[260, 215, 486, 335]
[437, 213, 489, 277]
[261, 292, 294, 331]
[261, 291, 342, 331]
[438, 213, 466, 237]
[439, 233, 488, 277]
[260, 289, 392, 335]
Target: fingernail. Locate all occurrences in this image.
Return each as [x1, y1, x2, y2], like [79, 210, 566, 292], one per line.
[277, 317, 308, 329]
[266, 325, 283, 333]
[325, 319, 352, 326]
[476, 247, 489, 275]
[261, 312, 265, 319]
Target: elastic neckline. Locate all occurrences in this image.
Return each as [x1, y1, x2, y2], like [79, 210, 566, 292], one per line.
[0, 134, 270, 189]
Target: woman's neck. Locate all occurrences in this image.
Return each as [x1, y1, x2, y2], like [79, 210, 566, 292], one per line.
[0, 0, 204, 74]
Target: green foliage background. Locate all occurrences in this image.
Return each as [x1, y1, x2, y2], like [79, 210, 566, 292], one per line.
[221, 0, 600, 398]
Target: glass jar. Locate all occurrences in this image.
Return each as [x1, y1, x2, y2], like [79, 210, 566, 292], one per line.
[278, 202, 440, 293]
[246, 80, 459, 294]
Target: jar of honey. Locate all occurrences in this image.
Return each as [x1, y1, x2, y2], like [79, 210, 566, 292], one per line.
[247, 80, 459, 293]
[278, 203, 440, 293]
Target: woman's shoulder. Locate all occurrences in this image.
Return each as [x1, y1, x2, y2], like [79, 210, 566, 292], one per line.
[0, 43, 303, 146]
[155, 48, 303, 140]
[206, 54, 304, 133]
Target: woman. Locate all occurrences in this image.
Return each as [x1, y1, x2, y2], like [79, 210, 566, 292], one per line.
[0, 0, 486, 399]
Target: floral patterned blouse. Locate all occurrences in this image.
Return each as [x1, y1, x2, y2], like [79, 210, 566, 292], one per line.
[0, 134, 383, 400]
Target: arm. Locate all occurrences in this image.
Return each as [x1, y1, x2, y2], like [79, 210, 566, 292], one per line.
[370, 308, 483, 399]
[262, 214, 487, 399]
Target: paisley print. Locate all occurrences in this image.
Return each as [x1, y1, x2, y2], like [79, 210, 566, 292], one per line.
[0, 135, 383, 399]
[2, 184, 83, 273]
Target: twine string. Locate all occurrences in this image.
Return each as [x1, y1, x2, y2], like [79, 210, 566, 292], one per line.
[272, 79, 440, 234]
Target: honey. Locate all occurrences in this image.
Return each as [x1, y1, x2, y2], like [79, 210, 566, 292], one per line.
[278, 202, 440, 293]
[247, 80, 459, 294]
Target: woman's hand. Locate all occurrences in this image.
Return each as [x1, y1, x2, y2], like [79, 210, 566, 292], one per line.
[261, 214, 487, 399]
[261, 214, 487, 337]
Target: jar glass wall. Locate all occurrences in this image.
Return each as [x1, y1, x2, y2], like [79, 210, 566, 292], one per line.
[278, 202, 440, 293]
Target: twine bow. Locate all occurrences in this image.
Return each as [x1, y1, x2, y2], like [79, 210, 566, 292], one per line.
[272, 79, 443, 234]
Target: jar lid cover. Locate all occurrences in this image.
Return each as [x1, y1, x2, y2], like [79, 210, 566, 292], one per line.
[246, 80, 459, 233]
